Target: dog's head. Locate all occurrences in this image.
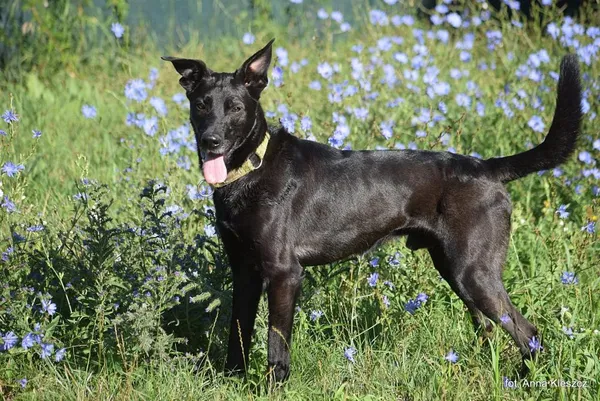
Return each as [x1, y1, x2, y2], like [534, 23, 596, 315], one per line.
[162, 39, 274, 184]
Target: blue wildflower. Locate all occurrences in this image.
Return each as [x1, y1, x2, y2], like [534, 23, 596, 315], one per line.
[176, 155, 191, 171]
[148, 68, 159, 82]
[242, 37, 259, 55]
[82, 105, 97, 119]
[476, 102, 485, 116]
[404, 299, 420, 314]
[344, 346, 356, 363]
[310, 310, 324, 321]
[2, 162, 25, 177]
[317, 8, 328, 19]
[40, 343, 54, 359]
[32, 130, 42, 138]
[445, 349, 459, 363]
[272, 66, 284, 87]
[41, 299, 57, 315]
[300, 116, 312, 132]
[1, 246, 14, 262]
[150, 97, 168, 116]
[369, 9, 389, 26]
[26, 225, 45, 232]
[275, 47, 288, 67]
[12, 232, 25, 243]
[19, 378, 27, 388]
[504, 0, 520, 10]
[143, 118, 162, 139]
[578, 151, 594, 165]
[383, 280, 395, 289]
[172, 93, 186, 104]
[528, 116, 545, 133]
[561, 271, 578, 285]
[124, 79, 148, 102]
[353, 107, 369, 121]
[21, 333, 38, 349]
[401, 15, 414, 26]
[436, 30, 449, 43]
[1, 331, 18, 351]
[54, 347, 66, 362]
[556, 205, 569, 219]
[380, 120, 394, 140]
[455, 93, 471, 108]
[73, 192, 88, 201]
[581, 222, 595, 234]
[2, 109, 18, 124]
[433, 82, 450, 97]
[394, 52, 408, 64]
[546, 22, 560, 39]
[562, 326, 574, 339]
[111, 22, 125, 38]
[446, 13, 462, 28]
[330, 11, 343, 23]
[528, 336, 542, 352]
[280, 114, 296, 132]
[204, 224, 216, 237]
[317, 62, 333, 79]
[367, 272, 379, 287]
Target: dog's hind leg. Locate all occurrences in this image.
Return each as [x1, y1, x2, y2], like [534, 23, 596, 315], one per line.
[433, 202, 539, 367]
[442, 252, 539, 360]
[428, 244, 494, 335]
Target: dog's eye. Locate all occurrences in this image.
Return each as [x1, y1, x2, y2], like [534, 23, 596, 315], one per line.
[232, 105, 244, 113]
[196, 102, 207, 112]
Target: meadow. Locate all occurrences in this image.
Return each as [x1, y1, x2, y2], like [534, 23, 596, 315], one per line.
[1, 1, 599, 400]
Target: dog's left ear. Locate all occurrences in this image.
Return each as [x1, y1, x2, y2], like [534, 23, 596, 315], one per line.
[161, 56, 210, 92]
[237, 39, 275, 98]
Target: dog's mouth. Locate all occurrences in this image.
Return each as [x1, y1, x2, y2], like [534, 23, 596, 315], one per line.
[201, 151, 228, 185]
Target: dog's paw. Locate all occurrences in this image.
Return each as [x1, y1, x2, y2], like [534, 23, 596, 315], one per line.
[267, 361, 290, 383]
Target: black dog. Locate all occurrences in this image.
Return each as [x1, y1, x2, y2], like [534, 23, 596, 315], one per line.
[163, 40, 582, 382]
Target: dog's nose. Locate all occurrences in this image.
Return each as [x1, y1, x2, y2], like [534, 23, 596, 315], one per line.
[201, 135, 222, 151]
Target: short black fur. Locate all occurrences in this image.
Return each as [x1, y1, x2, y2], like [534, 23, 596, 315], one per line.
[163, 43, 582, 382]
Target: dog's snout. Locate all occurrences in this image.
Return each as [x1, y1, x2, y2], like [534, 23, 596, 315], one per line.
[201, 134, 222, 151]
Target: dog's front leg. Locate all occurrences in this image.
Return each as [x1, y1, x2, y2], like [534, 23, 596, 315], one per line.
[225, 266, 263, 375]
[266, 262, 303, 383]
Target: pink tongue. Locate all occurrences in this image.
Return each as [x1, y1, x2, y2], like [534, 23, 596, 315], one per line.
[203, 155, 227, 184]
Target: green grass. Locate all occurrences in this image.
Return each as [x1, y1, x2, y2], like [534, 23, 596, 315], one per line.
[1, 3, 599, 400]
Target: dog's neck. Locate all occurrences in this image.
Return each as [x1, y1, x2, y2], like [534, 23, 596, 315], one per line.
[226, 102, 268, 171]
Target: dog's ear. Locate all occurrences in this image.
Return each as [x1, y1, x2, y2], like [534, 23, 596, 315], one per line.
[237, 39, 274, 97]
[161, 56, 209, 92]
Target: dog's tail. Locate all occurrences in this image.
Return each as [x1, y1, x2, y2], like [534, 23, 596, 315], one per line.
[484, 54, 582, 183]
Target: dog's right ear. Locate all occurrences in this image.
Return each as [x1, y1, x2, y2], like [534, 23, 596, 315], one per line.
[161, 56, 209, 92]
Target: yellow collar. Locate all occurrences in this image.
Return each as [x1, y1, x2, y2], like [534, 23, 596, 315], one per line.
[211, 132, 270, 188]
